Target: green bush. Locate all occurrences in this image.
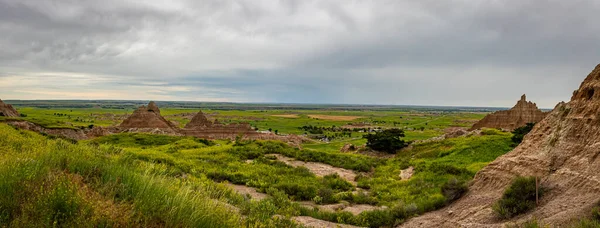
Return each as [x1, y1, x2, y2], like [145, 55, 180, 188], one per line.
[511, 123, 535, 145]
[441, 178, 467, 204]
[493, 176, 543, 219]
[363, 128, 408, 154]
[592, 206, 600, 221]
[322, 174, 353, 191]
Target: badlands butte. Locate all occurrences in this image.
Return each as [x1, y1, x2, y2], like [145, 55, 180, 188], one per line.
[0, 64, 598, 228]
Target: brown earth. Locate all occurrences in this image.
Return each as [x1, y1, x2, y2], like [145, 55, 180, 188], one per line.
[0, 99, 19, 117]
[268, 154, 360, 185]
[184, 110, 213, 128]
[225, 183, 268, 201]
[7, 121, 89, 140]
[308, 115, 362, 121]
[291, 216, 364, 228]
[401, 64, 600, 227]
[119, 101, 177, 129]
[470, 94, 547, 131]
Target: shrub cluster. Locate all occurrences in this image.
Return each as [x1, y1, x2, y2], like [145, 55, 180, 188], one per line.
[493, 176, 543, 219]
[362, 128, 408, 154]
[511, 123, 536, 145]
[441, 178, 468, 204]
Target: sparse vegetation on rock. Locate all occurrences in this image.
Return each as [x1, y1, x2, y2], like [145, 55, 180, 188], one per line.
[511, 122, 536, 145]
[493, 176, 543, 219]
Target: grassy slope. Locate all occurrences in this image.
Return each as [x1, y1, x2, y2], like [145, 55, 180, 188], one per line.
[361, 129, 513, 211]
[0, 120, 512, 227]
[0, 124, 300, 227]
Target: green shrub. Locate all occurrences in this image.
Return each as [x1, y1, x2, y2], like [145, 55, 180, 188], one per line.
[363, 128, 408, 153]
[322, 174, 353, 191]
[481, 128, 502, 135]
[573, 219, 600, 228]
[357, 209, 396, 228]
[427, 163, 471, 176]
[493, 176, 543, 219]
[441, 178, 467, 204]
[592, 206, 600, 221]
[511, 123, 535, 145]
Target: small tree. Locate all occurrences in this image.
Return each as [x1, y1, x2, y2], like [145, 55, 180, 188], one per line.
[362, 128, 408, 153]
[511, 123, 535, 145]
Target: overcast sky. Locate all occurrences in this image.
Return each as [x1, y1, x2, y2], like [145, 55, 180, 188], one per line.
[0, 0, 599, 108]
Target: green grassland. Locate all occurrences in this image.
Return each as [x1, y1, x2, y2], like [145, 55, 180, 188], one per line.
[0, 120, 514, 227]
[3, 106, 486, 154]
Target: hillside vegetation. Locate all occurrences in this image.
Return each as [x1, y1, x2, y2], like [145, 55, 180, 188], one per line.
[0, 123, 514, 227]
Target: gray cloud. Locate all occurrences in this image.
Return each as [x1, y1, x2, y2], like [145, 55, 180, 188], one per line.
[0, 0, 598, 108]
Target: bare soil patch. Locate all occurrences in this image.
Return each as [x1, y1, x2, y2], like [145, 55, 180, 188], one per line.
[300, 201, 385, 216]
[226, 183, 268, 201]
[268, 154, 359, 185]
[308, 115, 363, 121]
[292, 216, 364, 228]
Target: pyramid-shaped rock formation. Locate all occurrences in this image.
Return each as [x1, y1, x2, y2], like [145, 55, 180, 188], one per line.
[470, 94, 547, 131]
[184, 110, 213, 129]
[119, 101, 176, 129]
[0, 99, 19, 117]
[402, 64, 600, 227]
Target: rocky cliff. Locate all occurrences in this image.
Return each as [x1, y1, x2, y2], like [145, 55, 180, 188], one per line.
[470, 94, 547, 131]
[401, 64, 600, 227]
[119, 101, 177, 129]
[0, 99, 19, 117]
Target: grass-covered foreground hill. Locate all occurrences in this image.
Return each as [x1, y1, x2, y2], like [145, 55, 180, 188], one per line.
[0, 123, 514, 227]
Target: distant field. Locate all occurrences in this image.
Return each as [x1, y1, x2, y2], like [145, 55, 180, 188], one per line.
[271, 114, 300, 118]
[0, 100, 488, 153]
[307, 115, 362, 121]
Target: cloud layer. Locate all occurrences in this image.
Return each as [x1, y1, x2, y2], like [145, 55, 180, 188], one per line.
[1, 0, 599, 108]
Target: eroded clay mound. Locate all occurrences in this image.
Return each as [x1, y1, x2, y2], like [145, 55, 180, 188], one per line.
[401, 64, 600, 227]
[184, 110, 213, 128]
[0, 99, 19, 117]
[119, 101, 177, 129]
[470, 94, 547, 131]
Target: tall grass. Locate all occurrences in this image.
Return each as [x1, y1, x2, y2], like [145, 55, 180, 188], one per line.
[0, 124, 242, 227]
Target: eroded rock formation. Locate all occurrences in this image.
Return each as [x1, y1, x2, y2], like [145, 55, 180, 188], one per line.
[470, 95, 547, 131]
[184, 110, 212, 128]
[401, 64, 600, 227]
[119, 101, 177, 129]
[0, 99, 19, 117]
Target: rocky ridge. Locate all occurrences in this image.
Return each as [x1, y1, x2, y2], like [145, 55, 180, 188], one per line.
[0, 99, 19, 117]
[470, 94, 547, 131]
[119, 101, 177, 129]
[401, 64, 600, 227]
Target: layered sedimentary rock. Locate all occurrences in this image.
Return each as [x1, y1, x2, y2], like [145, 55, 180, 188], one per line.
[470, 94, 547, 131]
[0, 99, 19, 117]
[119, 101, 177, 129]
[401, 64, 600, 227]
[184, 110, 212, 128]
[182, 110, 257, 139]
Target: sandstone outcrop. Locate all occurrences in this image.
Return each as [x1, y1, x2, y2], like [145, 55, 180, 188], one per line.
[181, 110, 257, 139]
[119, 101, 177, 129]
[401, 64, 600, 227]
[0, 99, 19, 117]
[470, 95, 547, 131]
[184, 110, 212, 128]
